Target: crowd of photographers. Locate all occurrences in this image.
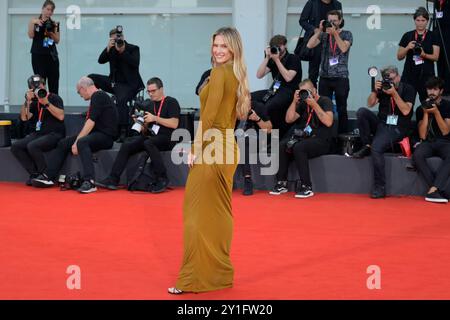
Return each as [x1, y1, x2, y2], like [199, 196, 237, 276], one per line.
[9, 0, 450, 203]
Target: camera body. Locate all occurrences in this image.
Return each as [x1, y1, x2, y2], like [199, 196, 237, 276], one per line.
[422, 98, 436, 109]
[286, 128, 311, 153]
[270, 46, 281, 55]
[27, 75, 46, 102]
[413, 42, 423, 56]
[381, 76, 394, 91]
[322, 20, 333, 32]
[115, 25, 125, 48]
[131, 109, 146, 134]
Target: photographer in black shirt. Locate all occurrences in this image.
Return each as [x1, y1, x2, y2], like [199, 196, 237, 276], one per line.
[353, 66, 416, 199]
[89, 26, 145, 141]
[11, 75, 65, 185]
[32, 77, 118, 194]
[269, 79, 333, 199]
[413, 77, 450, 203]
[97, 77, 180, 193]
[398, 7, 440, 102]
[28, 0, 60, 94]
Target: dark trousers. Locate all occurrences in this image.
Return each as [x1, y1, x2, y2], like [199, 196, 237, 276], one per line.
[404, 74, 434, 103]
[319, 77, 350, 134]
[252, 87, 294, 138]
[45, 132, 114, 181]
[32, 53, 59, 95]
[308, 45, 322, 87]
[88, 74, 138, 126]
[412, 140, 450, 192]
[357, 108, 405, 187]
[10, 132, 63, 175]
[241, 126, 261, 177]
[109, 134, 172, 182]
[277, 136, 330, 187]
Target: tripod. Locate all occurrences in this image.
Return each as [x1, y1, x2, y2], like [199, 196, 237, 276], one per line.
[427, 0, 450, 95]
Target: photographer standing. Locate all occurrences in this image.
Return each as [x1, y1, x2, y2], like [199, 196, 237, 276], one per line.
[32, 77, 118, 194]
[11, 75, 65, 185]
[352, 66, 415, 199]
[398, 7, 440, 102]
[299, 0, 342, 87]
[97, 78, 180, 193]
[89, 27, 144, 141]
[269, 79, 333, 198]
[413, 77, 450, 203]
[307, 10, 352, 134]
[28, 0, 60, 94]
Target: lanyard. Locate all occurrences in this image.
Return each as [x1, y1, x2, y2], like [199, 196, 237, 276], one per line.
[439, 0, 446, 11]
[154, 96, 166, 118]
[390, 97, 396, 115]
[305, 106, 314, 127]
[37, 102, 44, 122]
[415, 30, 427, 43]
[329, 35, 338, 57]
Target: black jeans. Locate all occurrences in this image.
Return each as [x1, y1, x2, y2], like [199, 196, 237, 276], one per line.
[45, 132, 114, 181]
[404, 74, 434, 103]
[412, 140, 450, 192]
[319, 77, 350, 134]
[88, 74, 138, 126]
[277, 136, 330, 187]
[308, 45, 322, 87]
[109, 134, 172, 182]
[356, 108, 380, 146]
[252, 87, 294, 138]
[32, 53, 60, 95]
[10, 132, 63, 175]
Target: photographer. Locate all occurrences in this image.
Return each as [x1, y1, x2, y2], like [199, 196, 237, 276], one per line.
[89, 26, 144, 141]
[435, 0, 450, 95]
[299, 0, 343, 87]
[32, 77, 118, 194]
[253, 35, 302, 138]
[398, 7, 440, 102]
[307, 10, 352, 134]
[97, 78, 180, 193]
[413, 77, 450, 203]
[28, 0, 60, 94]
[11, 75, 65, 185]
[269, 79, 333, 199]
[353, 66, 415, 199]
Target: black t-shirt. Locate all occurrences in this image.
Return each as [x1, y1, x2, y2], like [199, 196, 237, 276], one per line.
[30, 18, 58, 55]
[146, 96, 181, 138]
[399, 30, 440, 81]
[29, 93, 65, 136]
[295, 96, 333, 140]
[267, 53, 302, 91]
[196, 69, 212, 95]
[436, 0, 450, 29]
[377, 82, 416, 130]
[88, 91, 119, 138]
[416, 99, 450, 141]
[319, 1, 335, 22]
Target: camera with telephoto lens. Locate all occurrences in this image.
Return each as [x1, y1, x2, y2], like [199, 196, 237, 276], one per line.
[27, 75, 46, 102]
[270, 46, 281, 55]
[298, 89, 313, 101]
[381, 76, 394, 91]
[413, 42, 423, 56]
[34, 88, 48, 99]
[322, 20, 333, 32]
[131, 109, 146, 134]
[58, 172, 82, 191]
[115, 25, 125, 48]
[421, 98, 436, 109]
[42, 18, 59, 33]
[286, 128, 311, 153]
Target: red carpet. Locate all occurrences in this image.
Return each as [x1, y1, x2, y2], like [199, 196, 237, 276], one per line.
[0, 182, 449, 300]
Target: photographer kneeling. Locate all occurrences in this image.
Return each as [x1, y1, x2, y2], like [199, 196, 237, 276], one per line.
[97, 78, 180, 193]
[413, 77, 450, 203]
[352, 66, 415, 199]
[269, 79, 333, 198]
[32, 77, 118, 194]
[11, 75, 65, 185]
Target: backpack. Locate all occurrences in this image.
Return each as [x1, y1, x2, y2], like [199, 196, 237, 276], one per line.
[127, 154, 156, 192]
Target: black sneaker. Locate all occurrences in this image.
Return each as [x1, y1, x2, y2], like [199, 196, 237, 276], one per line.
[269, 181, 288, 195]
[295, 183, 314, 199]
[32, 174, 55, 188]
[425, 190, 449, 204]
[26, 173, 40, 186]
[78, 180, 97, 194]
[371, 186, 386, 199]
[243, 177, 254, 196]
[353, 145, 371, 159]
[96, 177, 119, 190]
[151, 177, 169, 194]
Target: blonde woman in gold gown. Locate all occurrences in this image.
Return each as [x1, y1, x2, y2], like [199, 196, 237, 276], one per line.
[169, 27, 251, 294]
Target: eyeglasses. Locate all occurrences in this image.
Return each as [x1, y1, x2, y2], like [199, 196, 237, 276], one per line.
[147, 89, 159, 94]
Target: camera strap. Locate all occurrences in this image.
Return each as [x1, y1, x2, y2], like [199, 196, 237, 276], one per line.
[414, 30, 427, 43]
[390, 97, 396, 115]
[305, 106, 314, 127]
[37, 102, 44, 122]
[154, 96, 166, 117]
[329, 35, 338, 57]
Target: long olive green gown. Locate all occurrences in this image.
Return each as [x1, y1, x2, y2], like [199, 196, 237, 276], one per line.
[176, 63, 239, 292]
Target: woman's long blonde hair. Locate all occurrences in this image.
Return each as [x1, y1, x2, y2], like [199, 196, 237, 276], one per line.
[212, 27, 251, 120]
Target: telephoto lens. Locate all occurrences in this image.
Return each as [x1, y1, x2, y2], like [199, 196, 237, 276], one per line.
[35, 88, 48, 99]
[299, 89, 312, 101]
[270, 46, 280, 55]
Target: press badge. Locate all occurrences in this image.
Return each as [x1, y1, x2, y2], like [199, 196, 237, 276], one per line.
[47, 38, 54, 46]
[329, 57, 339, 66]
[43, 38, 49, 47]
[304, 125, 313, 135]
[386, 115, 398, 126]
[36, 121, 42, 132]
[273, 81, 281, 91]
[413, 55, 424, 65]
[437, 11, 444, 19]
[151, 125, 160, 135]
